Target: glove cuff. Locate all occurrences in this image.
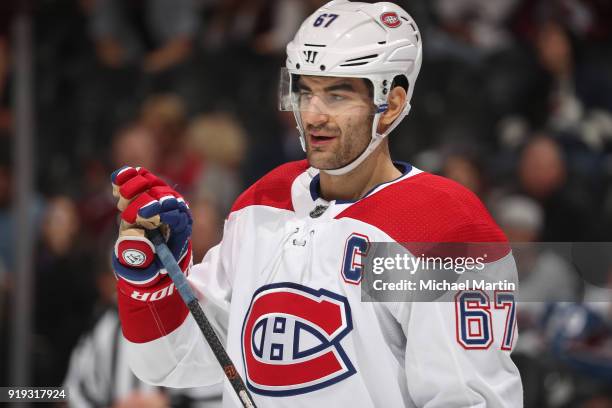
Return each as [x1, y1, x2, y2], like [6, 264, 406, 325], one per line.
[117, 277, 190, 343]
[115, 246, 192, 343]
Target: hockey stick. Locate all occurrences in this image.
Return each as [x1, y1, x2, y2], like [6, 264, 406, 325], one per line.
[146, 229, 257, 408]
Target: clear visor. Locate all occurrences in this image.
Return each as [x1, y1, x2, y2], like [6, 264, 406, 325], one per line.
[279, 67, 380, 117]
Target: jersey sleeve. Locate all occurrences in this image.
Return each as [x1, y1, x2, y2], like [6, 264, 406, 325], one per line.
[394, 251, 523, 407]
[121, 217, 238, 388]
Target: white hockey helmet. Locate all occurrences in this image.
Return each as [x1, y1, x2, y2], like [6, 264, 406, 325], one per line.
[282, 0, 422, 175]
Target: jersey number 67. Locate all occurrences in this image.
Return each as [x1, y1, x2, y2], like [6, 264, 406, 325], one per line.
[455, 290, 516, 351]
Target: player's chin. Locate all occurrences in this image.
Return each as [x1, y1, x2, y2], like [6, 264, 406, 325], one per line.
[306, 151, 341, 171]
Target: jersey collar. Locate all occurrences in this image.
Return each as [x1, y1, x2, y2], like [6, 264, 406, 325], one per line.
[309, 161, 413, 204]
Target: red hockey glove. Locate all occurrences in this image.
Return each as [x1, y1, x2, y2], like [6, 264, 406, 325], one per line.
[111, 166, 193, 291]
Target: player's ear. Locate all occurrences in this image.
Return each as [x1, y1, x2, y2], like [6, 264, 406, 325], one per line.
[377, 85, 407, 134]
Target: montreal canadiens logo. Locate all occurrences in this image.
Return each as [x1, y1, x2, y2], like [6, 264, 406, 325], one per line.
[380, 12, 401, 28]
[241, 283, 355, 396]
[122, 249, 146, 267]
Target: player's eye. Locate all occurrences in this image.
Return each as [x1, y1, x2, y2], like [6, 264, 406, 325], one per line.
[298, 88, 311, 96]
[326, 93, 346, 104]
[298, 90, 313, 102]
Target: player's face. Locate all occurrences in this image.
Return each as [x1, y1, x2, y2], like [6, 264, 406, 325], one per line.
[297, 75, 375, 171]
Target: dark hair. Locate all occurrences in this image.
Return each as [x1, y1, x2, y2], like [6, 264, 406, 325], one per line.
[391, 75, 409, 92]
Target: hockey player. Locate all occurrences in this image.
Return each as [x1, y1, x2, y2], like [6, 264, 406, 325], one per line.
[111, 1, 523, 407]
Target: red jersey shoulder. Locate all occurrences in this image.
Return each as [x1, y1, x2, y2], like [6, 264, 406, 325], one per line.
[230, 160, 309, 214]
[336, 172, 507, 244]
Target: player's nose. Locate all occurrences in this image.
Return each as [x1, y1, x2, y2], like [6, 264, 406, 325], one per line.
[302, 111, 329, 128]
[301, 100, 330, 127]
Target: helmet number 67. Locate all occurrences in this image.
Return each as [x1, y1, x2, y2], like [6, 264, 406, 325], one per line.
[313, 13, 339, 28]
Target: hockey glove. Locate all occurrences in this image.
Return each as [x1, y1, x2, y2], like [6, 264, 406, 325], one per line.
[111, 166, 193, 290]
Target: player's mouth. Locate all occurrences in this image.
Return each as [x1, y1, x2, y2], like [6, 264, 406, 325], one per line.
[308, 133, 337, 146]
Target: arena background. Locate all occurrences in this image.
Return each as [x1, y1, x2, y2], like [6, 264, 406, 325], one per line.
[1, 0, 612, 407]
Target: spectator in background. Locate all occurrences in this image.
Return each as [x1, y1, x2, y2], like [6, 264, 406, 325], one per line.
[111, 123, 159, 172]
[82, 0, 200, 153]
[431, 0, 521, 55]
[83, 94, 201, 249]
[537, 20, 612, 125]
[139, 94, 203, 193]
[76, 158, 118, 251]
[189, 196, 222, 263]
[251, 0, 309, 56]
[205, 0, 309, 55]
[515, 135, 593, 240]
[90, 0, 198, 74]
[187, 112, 246, 216]
[520, 18, 612, 146]
[512, 0, 612, 43]
[542, 302, 612, 407]
[34, 196, 98, 386]
[440, 147, 487, 198]
[519, 136, 566, 200]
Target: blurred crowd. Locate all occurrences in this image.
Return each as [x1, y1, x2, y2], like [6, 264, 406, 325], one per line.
[1, 0, 612, 407]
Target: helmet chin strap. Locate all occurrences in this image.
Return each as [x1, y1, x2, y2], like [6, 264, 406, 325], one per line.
[320, 103, 411, 176]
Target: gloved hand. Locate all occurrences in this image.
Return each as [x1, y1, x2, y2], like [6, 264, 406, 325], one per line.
[111, 166, 193, 290]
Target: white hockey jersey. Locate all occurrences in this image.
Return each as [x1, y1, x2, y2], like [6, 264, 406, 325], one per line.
[117, 160, 524, 407]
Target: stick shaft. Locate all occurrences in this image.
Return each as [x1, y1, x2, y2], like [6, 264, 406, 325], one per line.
[147, 230, 257, 408]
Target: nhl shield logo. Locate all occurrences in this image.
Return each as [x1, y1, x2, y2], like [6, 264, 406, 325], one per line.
[380, 12, 401, 28]
[241, 283, 355, 396]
